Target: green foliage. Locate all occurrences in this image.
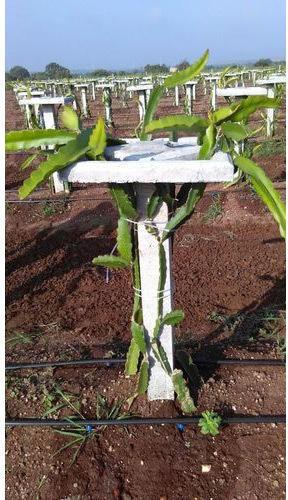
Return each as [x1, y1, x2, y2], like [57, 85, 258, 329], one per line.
[198, 411, 222, 436]
[45, 62, 71, 79]
[5, 129, 76, 151]
[125, 338, 140, 375]
[254, 58, 273, 67]
[87, 117, 106, 159]
[8, 65, 30, 80]
[172, 369, 196, 414]
[141, 49, 209, 139]
[131, 322, 146, 354]
[145, 115, 209, 134]
[162, 183, 205, 241]
[221, 122, 250, 141]
[60, 106, 80, 132]
[92, 255, 129, 268]
[234, 156, 286, 238]
[144, 63, 169, 74]
[176, 60, 190, 71]
[116, 217, 132, 263]
[203, 194, 223, 222]
[137, 360, 149, 394]
[18, 128, 92, 199]
[162, 310, 185, 326]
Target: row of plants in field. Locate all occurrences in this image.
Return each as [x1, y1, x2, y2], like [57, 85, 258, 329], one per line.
[5, 50, 285, 414]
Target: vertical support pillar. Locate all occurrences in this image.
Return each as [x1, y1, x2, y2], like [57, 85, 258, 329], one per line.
[185, 85, 192, 115]
[91, 82, 96, 101]
[41, 104, 66, 193]
[136, 184, 174, 401]
[138, 90, 146, 121]
[103, 88, 112, 126]
[192, 84, 196, 101]
[267, 86, 275, 137]
[211, 80, 217, 110]
[81, 87, 88, 117]
[175, 85, 179, 106]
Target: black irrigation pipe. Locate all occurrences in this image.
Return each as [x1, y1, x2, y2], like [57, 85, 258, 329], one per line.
[5, 415, 286, 427]
[5, 357, 285, 371]
[5, 198, 111, 204]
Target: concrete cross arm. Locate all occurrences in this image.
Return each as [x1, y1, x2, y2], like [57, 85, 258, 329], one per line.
[18, 96, 74, 106]
[216, 86, 267, 97]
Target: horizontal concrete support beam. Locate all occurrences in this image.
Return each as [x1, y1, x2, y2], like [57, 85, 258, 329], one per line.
[216, 87, 267, 97]
[58, 155, 234, 184]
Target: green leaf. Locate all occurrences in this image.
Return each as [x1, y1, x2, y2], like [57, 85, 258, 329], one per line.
[131, 321, 146, 354]
[18, 128, 92, 199]
[162, 310, 184, 326]
[172, 369, 196, 414]
[176, 350, 202, 387]
[109, 185, 137, 220]
[137, 360, 149, 395]
[152, 318, 162, 339]
[147, 189, 162, 219]
[152, 340, 172, 375]
[198, 123, 216, 160]
[221, 121, 250, 141]
[92, 255, 129, 268]
[5, 129, 76, 151]
[125, 338, 140, 375]
[116, 217, 132, 263]
[162, 183, 205, 241]
[19, 153, 39, 170]
[158, 243, 167, 316]
[163, 50, 209, 88]
[198, 411, 222, 436]
[145, 115, 209, 135]
[140, 85, 163, 140]
[140, 50, 209, 140]
[234, 156, 286, 238]
[212, 106, 241, 125]
[229, 96, 280, 122]
[87, 117, 106, 159]
[60, 106, 79, 131]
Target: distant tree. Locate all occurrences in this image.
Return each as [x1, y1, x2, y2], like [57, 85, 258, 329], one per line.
[5, 72, 13, 82]
[144, 64, 169, 74]
[90, 69, 112, 77]
[254, 58, 273, 67]
[31, 71, 48, 80]
[8, 66, 30, 80]
[45, 62, 71, 79]
[176, 60, 190, 71]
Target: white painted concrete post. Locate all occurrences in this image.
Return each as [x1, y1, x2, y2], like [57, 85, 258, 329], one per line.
[60, 138, 234, 401]
[136, 184, 174, 400]
[185, 85, 192, 114]
[80, 87, 88, 117]
[138, 91, 146, 121]
[192, 84, 196, 100]
[40, 104, 66, 193]
[91, 82, 96, 101]
[211, 80, 217, 110]
[267, 87, 275, 137]
[103, 88, 112, 125]
[175, 85, 179, 106]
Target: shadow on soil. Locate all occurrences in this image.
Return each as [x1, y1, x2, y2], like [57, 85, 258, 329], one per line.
[6, 202, 118, 306]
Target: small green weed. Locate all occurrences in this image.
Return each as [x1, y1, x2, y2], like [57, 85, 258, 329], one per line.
[54, 393, 133, 465]
[5, 331, 40, 347]
[198, 411, 222, 436]
[203, 194, 223, 223]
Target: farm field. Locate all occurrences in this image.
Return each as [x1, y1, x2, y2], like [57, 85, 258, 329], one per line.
[5, 82, 286, 500]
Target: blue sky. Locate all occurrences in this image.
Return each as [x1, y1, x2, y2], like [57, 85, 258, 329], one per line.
[5, 0, 285, 71]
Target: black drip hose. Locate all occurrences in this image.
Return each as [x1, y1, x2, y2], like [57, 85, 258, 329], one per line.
[5, 415, 286, 427]
[5, 357, 285, 371]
